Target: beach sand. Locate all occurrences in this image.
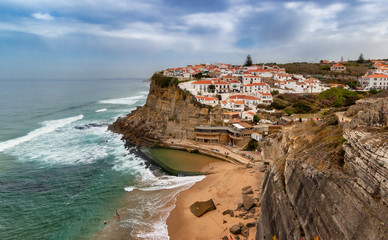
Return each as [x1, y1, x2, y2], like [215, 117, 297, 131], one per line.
[167, 161, 264, 240]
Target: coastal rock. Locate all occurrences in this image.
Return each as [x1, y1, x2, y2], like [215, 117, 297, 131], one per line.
[230, 225, 241, 234]
[222, 236, 228, 240]
[242, 195, 254, 211]
[242, 185, 252, 191]
[256, 96, 388, 240]
[235, 203, 243, 211]
[241, 226, 249, 237]
[189, 199, 216, 217]
[242, 187, 253, 195]
[222, 209, 234, 217]
[246, 222, 256, 228]
[108, 78, 224, 146]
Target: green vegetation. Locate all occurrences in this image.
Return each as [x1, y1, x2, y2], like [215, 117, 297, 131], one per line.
[319, 87, 362, 107]
[194, 72, 203, 79]
[151, 73, 179, 88]
[209, 84, 216, 93]
[357, 53, 365, 63]
[244, 54, 253, 66]
[369, 89, 384, 95]
[253, 115, 260, 123]
[268, 87, 363, 115]
[246, 139, 258, 151]
[277, 61, 372, 88]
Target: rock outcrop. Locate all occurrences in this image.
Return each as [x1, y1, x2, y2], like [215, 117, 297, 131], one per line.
[108, 79, 224, 146]
[190, 199, 216, 217]
[256, 96, 388, 240]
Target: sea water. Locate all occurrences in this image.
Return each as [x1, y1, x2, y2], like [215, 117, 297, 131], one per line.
[0, 78, 204, 240]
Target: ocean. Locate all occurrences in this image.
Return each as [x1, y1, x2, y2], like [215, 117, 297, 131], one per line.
[0, 78, 204, 240]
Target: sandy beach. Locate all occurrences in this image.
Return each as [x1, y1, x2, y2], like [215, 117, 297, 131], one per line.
[167, 160, 265, 240]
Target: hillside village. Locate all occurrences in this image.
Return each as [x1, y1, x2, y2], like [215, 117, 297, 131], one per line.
[157, 59, 388, 147]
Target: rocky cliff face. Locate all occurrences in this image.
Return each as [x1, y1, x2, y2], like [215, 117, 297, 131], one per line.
[108, 80, 224, 146]
[256, 96, 388, 240]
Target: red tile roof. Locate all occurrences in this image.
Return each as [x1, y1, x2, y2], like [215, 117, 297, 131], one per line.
[192, 80, 212, 84]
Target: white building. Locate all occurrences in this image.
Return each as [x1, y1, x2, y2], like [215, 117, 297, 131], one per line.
[243, 75, 262, 85]
[195, 96, 219, 106]
[243, 83, 269, 93]
[243, 96, 261, 108]
[230, 80, 242, 92]
[261, 93, 273, 104]
[191, 80, 213, 94]
[221, 99, 245, 112]
[213, 80, 230, 93]
[361, 74, 388, 90]
[242, 111, 255, 121]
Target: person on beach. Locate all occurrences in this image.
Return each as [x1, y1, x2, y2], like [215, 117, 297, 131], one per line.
[104, 219, 107, 224]
[116, 210, 118, 216]
[117, 214, 120, 221]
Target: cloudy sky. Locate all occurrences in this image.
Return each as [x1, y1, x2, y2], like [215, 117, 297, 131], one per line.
[0, 0, 387, 79]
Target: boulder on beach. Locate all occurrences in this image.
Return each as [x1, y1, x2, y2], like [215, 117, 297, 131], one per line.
[190, 199, 216, 217]
[222, 209, 234, 217]
[241, 226, 249, 237]
[243, 195, 254, 211]
[229, 225, 241, 234]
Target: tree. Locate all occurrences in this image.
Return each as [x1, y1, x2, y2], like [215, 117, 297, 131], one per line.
[253, 115, 260, 123]
[194, 72, 203, 79]
[244, 54, 253, 66]
[357, 53, 365, 63]
[208, 84, 215, 93]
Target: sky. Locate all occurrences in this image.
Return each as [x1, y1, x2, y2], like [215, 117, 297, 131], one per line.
[0, 0, 387, 79]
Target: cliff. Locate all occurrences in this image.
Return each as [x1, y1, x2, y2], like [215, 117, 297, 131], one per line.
[108, 78, 224, 146]
[256, 95, 388, 239]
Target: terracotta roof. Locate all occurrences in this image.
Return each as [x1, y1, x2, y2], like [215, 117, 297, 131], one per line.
[192, 80, 212, 84]
[231, 100, 244, 104]
[244, 96, 260, 100]
[230, 95, 246, 99]
[196, 96, 218, 101]
[213, 81, 229, 85]
[364, 74, 388, 78]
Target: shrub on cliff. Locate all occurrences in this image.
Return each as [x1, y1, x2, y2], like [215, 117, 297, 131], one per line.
[151, 73, 179, 88]
[319, 87, 361, 107]
[292, 100, 313, 113]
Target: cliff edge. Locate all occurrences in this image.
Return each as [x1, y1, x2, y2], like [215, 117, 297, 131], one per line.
[108, 77, 224, 146]
[256, 94, 388, 239]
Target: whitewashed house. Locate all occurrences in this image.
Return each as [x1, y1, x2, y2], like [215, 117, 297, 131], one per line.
[213, 80, 230, 93]
[230, 80, 242, 92]
[243, 75, 262, 85]
[195, 96, 219, 106]
[191, 80, 213, 94]
[361, 74, 388, 90]
[242, 111, 255, 121]
[221, 99, 245, 112]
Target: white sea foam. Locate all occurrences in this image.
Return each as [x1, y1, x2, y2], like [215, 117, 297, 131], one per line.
[128, 171, 204, 240]
[99, 95, 145, 105]
[124, 174, 205, 192]
[95, 108, 107, 112]
[0, 115, 84, 152]
[139, 91, 149, 95]
[8, 123, 129, 166]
